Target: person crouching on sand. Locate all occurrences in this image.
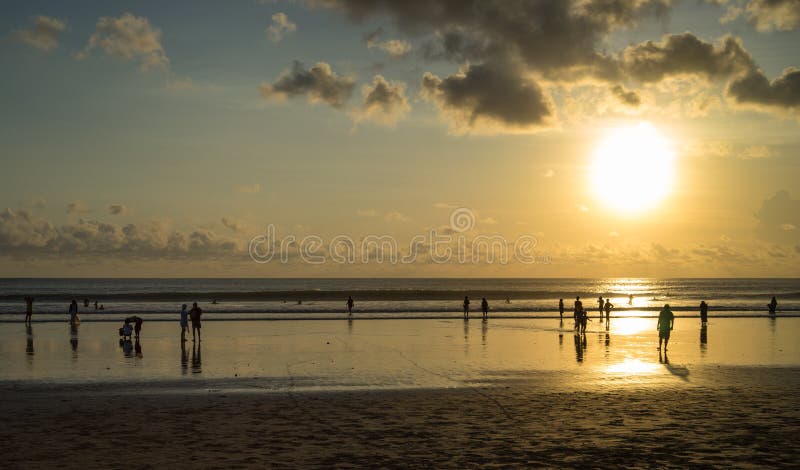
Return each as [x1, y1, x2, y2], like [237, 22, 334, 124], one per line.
[189, 302, 202, 342]
[657, 304, 674, 351]
[180, 304, 189, 341]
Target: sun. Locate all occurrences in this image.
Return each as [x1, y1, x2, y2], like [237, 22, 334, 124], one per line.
[591, 122, 675, 214]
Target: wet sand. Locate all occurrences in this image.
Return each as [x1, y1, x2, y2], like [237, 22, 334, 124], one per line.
[2, 318, 799, 467]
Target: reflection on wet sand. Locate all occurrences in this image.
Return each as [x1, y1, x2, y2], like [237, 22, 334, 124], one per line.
[481, 319, 488, 350]
[135, 338, 143, 358]
[700, 325, 708, 354]
[70, 324, 79, 359]
[574, 333, 586, 363]
[558, 319, 564, 348]
[191, 343, 202, 374]
[348, 317, 353, 336]
[26, 325, 34, 357]
[181, 341, 188, 375]
[659, 351, 690, 381]
[121, 338, 133, 357]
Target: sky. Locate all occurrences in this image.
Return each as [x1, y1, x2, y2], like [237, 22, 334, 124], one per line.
[0, 0, 799, 278]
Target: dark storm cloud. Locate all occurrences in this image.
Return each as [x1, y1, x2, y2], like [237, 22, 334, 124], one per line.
[610, 84, 641, 106]
[727, 68, 800, 111]
[620, 33, 755, 83]
[261, 61, 356, 109]
[420, 61, 554, 131]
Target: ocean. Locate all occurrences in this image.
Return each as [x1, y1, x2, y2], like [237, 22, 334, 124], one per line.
[1, 278, 798, 321]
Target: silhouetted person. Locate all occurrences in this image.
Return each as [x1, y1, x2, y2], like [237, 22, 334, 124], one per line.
[628, 294, 634, 305]
[94, 301, 98, 310]
[558, 298, 564, 319]
[99, 304, 104, 310]
[83, 298, 89, 308]
[573, 296, 583, 327]
[189, 302, 202, 342]
[463, 296, 470, 319]
[768, 296, 777, 315]
[700, 300, 708, 325]
[346, 296, 354, 316]
[481, 298, 489, 319]
[180, 304, 189, 342]
[24, 296, 33, 324]
[191, 342, 202, 374]
[604, 298, 613, 321]
[68, 300, 79, 325]
[505, 297, 511, 304]
[579, 307, 588, 333]
[657, 304, 674, 351]
[597, 296, 604, 321]
[132, 316, 143, 338]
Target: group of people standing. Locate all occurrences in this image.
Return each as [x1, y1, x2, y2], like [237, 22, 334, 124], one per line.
[462, 296, 490, 320]
[559, 296, 615, 333]
[179, 302, 203, 342]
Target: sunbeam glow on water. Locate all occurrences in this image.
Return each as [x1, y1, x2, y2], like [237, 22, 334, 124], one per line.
[606, 358, 659, 375]
[612, 317, 652, 335]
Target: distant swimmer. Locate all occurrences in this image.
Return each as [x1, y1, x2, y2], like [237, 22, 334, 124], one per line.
[24, 296, 33, 324]
[211, 299, 218, 305]
[505, 297, 511, 304]
[99, 304, 104, 310]
[481, 298, 489, 319]
[83, 298, 90, 308]
[463, 296, 470, 319]
[767, 296, 777, 315]
[597, 296, 604, 319]
[558, 298, 564, 319]
[604, 298, 613, 320]
[700, 301, 708, 324]
[657, 304, 674, 351]
[346, 296, 354, 316]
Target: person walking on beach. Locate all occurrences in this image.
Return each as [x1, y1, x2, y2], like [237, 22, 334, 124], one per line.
[657, 304, 674, 351]
[767, 296, 777, 315]
[346, 296, 354, 316]
[68, 300, 79, 325]
[463, 296, 470, 319]
[573, 296, 583, 328]
[189, 302, 202, 342]
[604, 298, 613, 321]
[481, 298, 489, 319]
[558, 298, 564, 319]
[180, 304, 189, 342]
[24, 296, 34, 324]
[700, 301, 708, 325]
[597, 296, 604, 321]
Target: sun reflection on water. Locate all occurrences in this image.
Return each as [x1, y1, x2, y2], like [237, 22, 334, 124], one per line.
[605, 358, 659, 375]
[610, 317, 652, 335]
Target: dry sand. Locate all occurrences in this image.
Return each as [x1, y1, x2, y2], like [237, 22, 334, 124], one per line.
[2, 367, 799, 468]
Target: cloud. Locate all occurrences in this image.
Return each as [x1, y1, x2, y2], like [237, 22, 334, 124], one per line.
[0, 209, 242, 259]
[727, 68, 800, 113]
[384, 211, 411, 223]
[420, 61, 554, 134]
[356, 209, 379, 217]
[12, 15, 66, 52]
[78, 13, 169, 71]
[266, 12, 297, 42]
[755, 190, 800, 243]
[745, 0, 800, 31]
[368, 39, 412, 59]
[221, 217, 247, 233]
[261, 61, 356, 109]
[609, 84, 641, 106]
[66, 202, 90, 214]
[352, 75, 410, 125]
[235, 183, 261, 194]
[108, 204, 127, 215]
[739, 145, 773, 158]
[620, 33, 754, 83]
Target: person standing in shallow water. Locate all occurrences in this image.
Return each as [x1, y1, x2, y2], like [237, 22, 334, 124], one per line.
[189, 302, 202, 342]
[68, 300, 79, 325]
[24, 296, 33, 324]
[573, 296, 583, 328]
[604, 298, 613, 321]
[558, 298, 564, 320]
[597, 296, 604, 322]
[346, 296, 354, 316]
[700, 300, 708, 325]
[463, 296, 470, 319]
[180, 304, 189, 342]
[657, 304, 674, 351]
[768, 296, 777, 314]
[481, 298, 489, 319]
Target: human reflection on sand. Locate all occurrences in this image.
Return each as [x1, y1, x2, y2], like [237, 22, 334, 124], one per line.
[25, 324, 34, 357]
[70, 323, 79, 359]
[191, 343, 202, 374]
